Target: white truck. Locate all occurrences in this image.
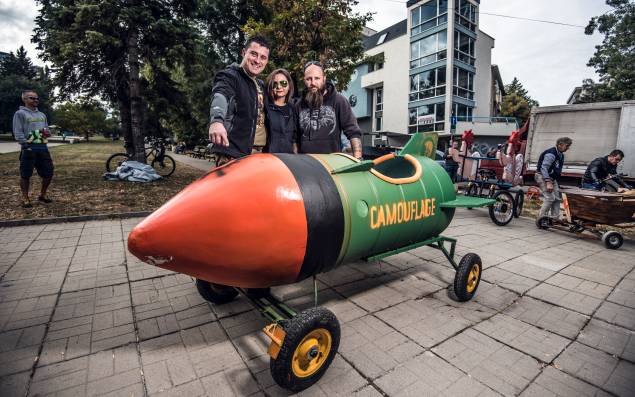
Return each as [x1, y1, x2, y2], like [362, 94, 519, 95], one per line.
[525, 101, 635, 181]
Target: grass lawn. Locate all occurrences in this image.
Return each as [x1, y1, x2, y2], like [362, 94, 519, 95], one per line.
[0, 138, 206, 221]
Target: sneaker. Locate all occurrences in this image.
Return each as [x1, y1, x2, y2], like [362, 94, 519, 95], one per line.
[38, 196, 53, 204]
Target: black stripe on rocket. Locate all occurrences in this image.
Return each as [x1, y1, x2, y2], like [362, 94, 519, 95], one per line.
[274, 154, 345, 281]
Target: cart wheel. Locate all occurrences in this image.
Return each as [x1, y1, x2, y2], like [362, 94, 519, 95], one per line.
[454, 253, 482, 302]
[270, 307, 340, 392]
[602, 231, 623, 250]
[536, 216, 552, 230]
[195, 279, 238, 304]
[488, 190, 514, 226]
[514, 190, 524, 218]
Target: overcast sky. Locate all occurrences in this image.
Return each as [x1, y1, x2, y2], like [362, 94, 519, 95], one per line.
[0, 0, 611, 106]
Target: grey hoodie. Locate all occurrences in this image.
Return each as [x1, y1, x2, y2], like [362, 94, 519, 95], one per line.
[13, 106, 48, 145]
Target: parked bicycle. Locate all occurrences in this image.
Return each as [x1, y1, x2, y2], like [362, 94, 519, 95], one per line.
[105, 137, 176, 177]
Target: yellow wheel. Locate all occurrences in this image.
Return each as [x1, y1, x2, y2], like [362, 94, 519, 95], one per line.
[291, 328, 332, 377]
[270, 307, 340, 392]
[454, 253, 482, 302]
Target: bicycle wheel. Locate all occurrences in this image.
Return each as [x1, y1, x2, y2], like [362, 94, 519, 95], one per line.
[464, 183, 478, 197]
[152, 154, 176, 177]
[488, 190, 514, 226]
[106, 153, 130, 172]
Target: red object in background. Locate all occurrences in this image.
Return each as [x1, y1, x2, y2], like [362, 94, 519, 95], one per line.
[461, 129, 474, 147]
[41, 128, 51, 138]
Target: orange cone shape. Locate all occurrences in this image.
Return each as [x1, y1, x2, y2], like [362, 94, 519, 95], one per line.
[128, 155, 308, 288]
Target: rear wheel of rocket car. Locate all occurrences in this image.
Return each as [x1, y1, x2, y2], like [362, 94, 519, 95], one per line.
[195, 279, 238, 304]
[602, 231, 623, 250]
[488, 190, 514, 226]
[536, 216, 552, 230]
[514, 190, 524, 218]
[454, 253, 482, 302]
[270, 307, 340, 392]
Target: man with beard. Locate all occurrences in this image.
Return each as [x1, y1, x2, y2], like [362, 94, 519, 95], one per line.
[294, 61, 362, 158]
[208, 36, 270, 166]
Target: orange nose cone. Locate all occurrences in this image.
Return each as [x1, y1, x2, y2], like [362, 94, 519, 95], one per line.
[127, 154, 308, 288]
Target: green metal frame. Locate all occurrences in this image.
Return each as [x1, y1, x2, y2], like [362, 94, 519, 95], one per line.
[237, 288, 297, 323]
[364, 235, 459, 270]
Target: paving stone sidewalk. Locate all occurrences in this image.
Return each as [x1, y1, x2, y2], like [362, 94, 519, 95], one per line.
[1, 210, 634, 396]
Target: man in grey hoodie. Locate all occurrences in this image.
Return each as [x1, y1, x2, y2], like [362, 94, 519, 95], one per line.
[13, 90, 54, 208]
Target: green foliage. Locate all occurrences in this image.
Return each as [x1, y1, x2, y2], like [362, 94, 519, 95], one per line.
[580, 0, 635, 102]
[0, 47, 53, 134]
[504, 77, 539, 108]
[500, 92, 530, 125]
[52, 100, 119, 140]
[244, 0, 372, 92]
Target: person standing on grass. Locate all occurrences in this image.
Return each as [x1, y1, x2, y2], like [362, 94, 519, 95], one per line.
[13, 90, 54, 208]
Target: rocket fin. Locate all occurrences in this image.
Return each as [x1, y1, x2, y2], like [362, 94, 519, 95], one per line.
[440, 196, 496, 208]
[399, 132, 438, 160]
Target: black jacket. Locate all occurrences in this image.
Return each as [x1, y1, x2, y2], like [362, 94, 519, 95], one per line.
[210, 64, 264, 158]
[295, 82, 361, 154]
[537, 147, 564, 180]
[583, 156, 627, 186]
[265, 102, 295, 154]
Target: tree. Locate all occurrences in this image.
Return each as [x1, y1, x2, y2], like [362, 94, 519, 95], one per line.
[34, 0, 199, 162]
[244, 0, 373, 92]
[52, 99, 118, 141]
[580, 0, 635, 102]
[500, 92, 530, 125]
[0, 48, 53, 134]
[504, 77, 539, 108]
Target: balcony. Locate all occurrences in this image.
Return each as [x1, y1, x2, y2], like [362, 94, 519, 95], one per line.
[452, 116, 518, 137]
[361, 68, 385, 89]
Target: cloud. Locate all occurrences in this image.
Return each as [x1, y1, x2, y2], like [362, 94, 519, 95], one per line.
[0, 0, 41, 62]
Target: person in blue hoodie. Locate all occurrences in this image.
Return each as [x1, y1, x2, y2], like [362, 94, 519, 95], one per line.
[13, 90, 54, 208]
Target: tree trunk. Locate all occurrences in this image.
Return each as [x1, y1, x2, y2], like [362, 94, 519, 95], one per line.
[118, 98, 132, 155]
[127, 29, 145, 162]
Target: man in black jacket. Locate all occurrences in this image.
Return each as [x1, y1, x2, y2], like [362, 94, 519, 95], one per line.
[582, 150, 631, 191]
[535, 137, 572, 219]
[208, 36, 270, 166]
[295, 61, 362, 158]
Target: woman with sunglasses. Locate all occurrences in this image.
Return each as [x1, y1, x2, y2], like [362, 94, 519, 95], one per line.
[264, 69, 296, 153]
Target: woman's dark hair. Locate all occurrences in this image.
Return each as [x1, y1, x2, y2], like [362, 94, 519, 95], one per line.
[265, 68, 294, 104]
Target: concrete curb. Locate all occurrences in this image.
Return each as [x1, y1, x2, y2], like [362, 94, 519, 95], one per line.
[0, 211, 152, 228]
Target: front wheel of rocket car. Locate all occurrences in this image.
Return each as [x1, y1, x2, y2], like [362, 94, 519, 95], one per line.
[195, 279, 238, 304]
[602, 231, 623, 250]
[536, 216, 552, 230]
[454, 253, 482, 302]
[270, 307, 340, 392]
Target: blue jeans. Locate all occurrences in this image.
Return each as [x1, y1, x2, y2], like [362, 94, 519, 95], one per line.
[582, 182, 601, 190]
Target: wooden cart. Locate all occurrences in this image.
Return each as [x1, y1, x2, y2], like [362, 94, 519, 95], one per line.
[536, 187, 635, 249]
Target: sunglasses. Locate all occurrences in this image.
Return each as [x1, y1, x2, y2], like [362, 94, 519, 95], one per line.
[272, 80, 288, 89]
[303, 60, 324, 71]
[28, 97, 40, 100]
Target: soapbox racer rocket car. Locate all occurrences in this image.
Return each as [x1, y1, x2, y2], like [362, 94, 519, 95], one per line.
[128, 132, 495, 391]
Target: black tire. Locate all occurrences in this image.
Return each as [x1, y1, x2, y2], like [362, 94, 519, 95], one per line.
[464, 183, 478, 197]
[195, 279, 238, 304]
[270, 307, 340, 392]
[106, 153, 130, 172]
[151, 154, 176, 177]
[536, 216, 552, 230]
[453, 253, 482, 302]
[602, 231, 623, 250]
[488, 190, 514, 226]
[514, 190, 524, 218]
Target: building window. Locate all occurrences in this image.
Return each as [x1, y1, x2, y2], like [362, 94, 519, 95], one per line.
[454, 30, 475, 66]
[374, 88, 383, 131]
[409, 66, 446, 101]
[453, 102, 473, 121]
[411, 0, 448, 35]
[454, 0, 477, 32]
[408, 102, 445, 133]
[453, 66, 474, 100]
[376, 32, 387, 45]
[368, 53, 384, 72]
[410, 30, 447, 69]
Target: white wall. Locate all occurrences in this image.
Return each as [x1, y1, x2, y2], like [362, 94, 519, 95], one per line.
[362, 34, 410, 133]
[473, 29, 494, 118]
